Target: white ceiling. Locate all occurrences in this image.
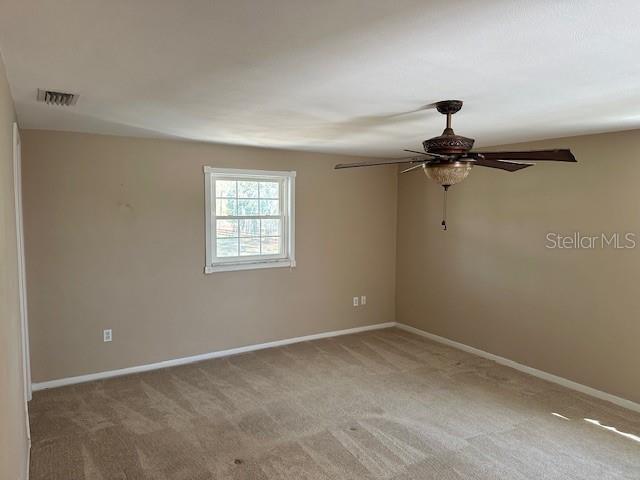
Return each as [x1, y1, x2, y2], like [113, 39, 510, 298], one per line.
[1, 0, 640, 157]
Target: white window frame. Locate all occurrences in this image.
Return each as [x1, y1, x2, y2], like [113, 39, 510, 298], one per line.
[204, 166, 296, 273]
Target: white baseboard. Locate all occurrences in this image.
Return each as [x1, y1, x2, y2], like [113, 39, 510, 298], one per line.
[32, 321, 640, 414]
[25, 437, 30, 480]
[32, 322, 396, 391]
[395, 323, 640, 414]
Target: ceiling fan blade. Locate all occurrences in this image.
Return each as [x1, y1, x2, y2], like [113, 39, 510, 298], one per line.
[476, 149, 576, 162]
[401, 163, 426, 174]
[334, 158, 422, 169]
[472, 158, 534, 172]
[403, 149, 449, 159]
[387, 102, 438, 118]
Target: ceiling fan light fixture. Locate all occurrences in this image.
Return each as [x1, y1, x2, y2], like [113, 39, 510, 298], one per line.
[423, 162, 473, 187]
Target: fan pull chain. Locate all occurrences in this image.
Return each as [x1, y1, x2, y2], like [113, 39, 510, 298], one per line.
[441, 185, 450, 231]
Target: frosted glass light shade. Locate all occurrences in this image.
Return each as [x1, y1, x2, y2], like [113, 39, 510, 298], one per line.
[424, 162, 472, 186]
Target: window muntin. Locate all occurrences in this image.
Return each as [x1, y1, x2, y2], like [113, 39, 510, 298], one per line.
[204, 168, 295, 273]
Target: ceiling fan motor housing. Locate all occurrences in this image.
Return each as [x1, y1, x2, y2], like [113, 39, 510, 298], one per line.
[423, 133, 475, 156]
[423, 100, 475, 156]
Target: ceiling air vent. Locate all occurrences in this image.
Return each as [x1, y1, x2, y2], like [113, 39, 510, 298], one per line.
[37, 89, 79, 106]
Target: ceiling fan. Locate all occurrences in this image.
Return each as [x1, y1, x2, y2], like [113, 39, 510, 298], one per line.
[334, 100, 577, 230]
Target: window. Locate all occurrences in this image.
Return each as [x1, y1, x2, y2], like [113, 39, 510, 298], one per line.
[204, 167, 296, 273]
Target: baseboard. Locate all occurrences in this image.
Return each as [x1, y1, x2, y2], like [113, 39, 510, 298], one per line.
[25, 437, 30, 480]
[396, 323, 640, 414]
[32, 322, 396, 391]
[32, 321, 640, 414]
[24, 400, 30, 480]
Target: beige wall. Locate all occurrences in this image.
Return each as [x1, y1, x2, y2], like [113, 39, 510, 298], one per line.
[397, 129, 640, 404]
[22, 130, 397, 382]
[0, 56, 29, 478]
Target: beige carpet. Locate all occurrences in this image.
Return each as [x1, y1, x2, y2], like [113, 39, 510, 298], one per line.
[29, 327, 640, 479]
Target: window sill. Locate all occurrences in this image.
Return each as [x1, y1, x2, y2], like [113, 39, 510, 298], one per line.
[204, 258, 295, 274]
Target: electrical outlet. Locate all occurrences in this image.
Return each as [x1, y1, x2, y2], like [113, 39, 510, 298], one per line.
[353, 296, 359, 307]
[361, 295, 367, 305]
[103, 329, 112, 342]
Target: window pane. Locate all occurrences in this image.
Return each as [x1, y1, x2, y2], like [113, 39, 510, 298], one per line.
[216, 198, 237, 216]
[216, 219, 238, 238]
[237, 199, 259, 216]
[260, 182, 279, 199]
[261, 218, 280, 236]
[238, 181, 259, 198]
[260, 199, 279, 216]
[239, 237, 260, 256]
[217, 238, 238, 257]
[215, 180, 236, 198]
[239, 219, 260, 237]
[261, 236, 281, 255]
